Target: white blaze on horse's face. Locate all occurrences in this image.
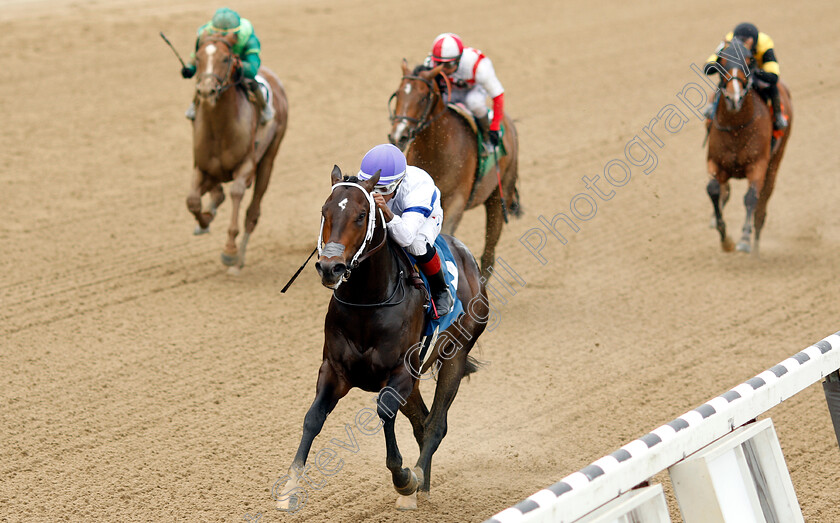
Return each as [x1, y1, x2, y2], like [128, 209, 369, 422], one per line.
[394, 122, 407, 142]
[204, 44, 217, 76]
[404, 83, 412, 95]
[725, 68, 745, 111]
[204, 44, 216, 74]
[338, 197, 348, 211]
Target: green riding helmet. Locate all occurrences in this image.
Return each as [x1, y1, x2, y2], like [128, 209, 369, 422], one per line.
[211, 7, 241, 32]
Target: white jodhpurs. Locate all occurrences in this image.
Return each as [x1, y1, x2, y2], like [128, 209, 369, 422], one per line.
[449, 85, 489, 119]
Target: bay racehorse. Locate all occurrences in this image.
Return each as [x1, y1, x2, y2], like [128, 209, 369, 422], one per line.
[186, 31, 288, 274]
[389, 61, 520, 277]
[707, 38, 792, 255]
[275, 166, 487, 511]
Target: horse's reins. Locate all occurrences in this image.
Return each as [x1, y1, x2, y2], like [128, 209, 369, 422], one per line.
[331, 264, 408, 308]
[388, 74, 450, 146]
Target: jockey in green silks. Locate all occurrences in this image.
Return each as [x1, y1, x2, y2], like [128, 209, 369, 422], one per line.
[181, 7, 273, 124]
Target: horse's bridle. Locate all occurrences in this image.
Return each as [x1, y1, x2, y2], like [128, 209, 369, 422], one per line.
[388, 74, 449, 146]
[195, 37, 241, 101]
[318, 181, 410, 307]
[713, 68, 759, 132]
[318, 181, 389, 288]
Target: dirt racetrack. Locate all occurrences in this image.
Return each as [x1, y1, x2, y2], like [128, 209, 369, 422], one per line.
[2, 0, 840, 521]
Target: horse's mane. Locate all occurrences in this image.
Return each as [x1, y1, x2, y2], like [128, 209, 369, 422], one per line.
[342, 175, 360, 183]
[412, 64, 432, 75]
[411, 63, 448, 96]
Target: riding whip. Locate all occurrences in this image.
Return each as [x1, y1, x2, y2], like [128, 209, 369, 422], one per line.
[159, 31, 187, 69]
[281, 248, 318, 293]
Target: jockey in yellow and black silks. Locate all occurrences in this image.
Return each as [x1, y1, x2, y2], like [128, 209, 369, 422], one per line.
[180, 7, 273, 123]
[703, 22, 788, 130]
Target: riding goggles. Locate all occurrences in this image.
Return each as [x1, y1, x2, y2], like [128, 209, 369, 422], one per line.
[372, 179, 402, 196]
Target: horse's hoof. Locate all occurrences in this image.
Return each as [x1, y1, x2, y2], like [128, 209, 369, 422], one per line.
[227, 266, 241, 276]
[194, 226, 210, 235]
[722, 237, 735, 252]
[395, 492, 418, 511]
[275, 493, 302, 512]
[417, 490, 430, 502]
[736, 241, 751, 253]
[220, 251, 238, 266]
[395, 468, 419, 496]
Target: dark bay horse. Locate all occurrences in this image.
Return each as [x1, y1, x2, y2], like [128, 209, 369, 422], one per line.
[275, 166, 487, 511]
[187, 32, 288, 274]
[707, 38, 792, 255]
[388, 61, 520, 277]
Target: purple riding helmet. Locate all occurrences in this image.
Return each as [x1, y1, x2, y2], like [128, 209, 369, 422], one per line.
[357, 144, 407, 195]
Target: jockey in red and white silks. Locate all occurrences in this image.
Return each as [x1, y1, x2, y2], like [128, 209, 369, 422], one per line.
[426, 33, 505, 147]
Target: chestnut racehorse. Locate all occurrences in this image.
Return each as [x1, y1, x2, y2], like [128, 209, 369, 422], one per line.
[187, 32, 288, 273]
[275, 167, 487, 511]
[707, 38, 792, 255]
[389, 62, 520, 277]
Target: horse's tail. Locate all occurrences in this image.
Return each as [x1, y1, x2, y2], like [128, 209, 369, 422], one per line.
[464, 355, 483, 377]
[507, 187, 523, 219]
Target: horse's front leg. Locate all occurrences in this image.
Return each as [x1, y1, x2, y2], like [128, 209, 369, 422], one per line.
[186, 169, 216, 235]
[737, 184, 758, 253]
[378, 367, 422, 510]
[739, 162, 768, 255]
[207, 184, 225, 219]
[400, 382, 429, 452]
[221, 158, 255, 271]
[275, 361, 349, 512]
[706, 169, 733, 251]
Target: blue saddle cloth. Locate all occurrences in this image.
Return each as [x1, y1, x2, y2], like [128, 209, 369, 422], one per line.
[407, 235, 464, 338]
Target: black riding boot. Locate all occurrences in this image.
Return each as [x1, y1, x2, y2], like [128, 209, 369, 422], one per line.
[425, 266, 453, 318]
[476, 114, 494, 151]
[769, 84, 787, 131]
[416, 244, 453, 318]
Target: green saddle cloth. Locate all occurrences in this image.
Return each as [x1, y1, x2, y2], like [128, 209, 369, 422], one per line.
[476, 124, 507, 183]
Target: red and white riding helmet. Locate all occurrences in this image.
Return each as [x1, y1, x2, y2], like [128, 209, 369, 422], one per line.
[431, 33, 464, 64]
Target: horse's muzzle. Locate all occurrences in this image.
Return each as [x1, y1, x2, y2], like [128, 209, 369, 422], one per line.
[389, 123, 411, 152]
[196, 80, 221, 103]
[389, 134, 410, 153]
[315, 258, 347, 288]
[724, 95, 743, 112]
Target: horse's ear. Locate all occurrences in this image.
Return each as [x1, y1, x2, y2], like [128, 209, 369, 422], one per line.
[331, 165, 342, 186]
[429, 63, 445, 79]
[360, 170, 381, 193]
[401, 58, 410, 76]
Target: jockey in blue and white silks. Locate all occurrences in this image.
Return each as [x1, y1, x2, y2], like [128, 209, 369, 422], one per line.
[358, 144, 453, 318]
